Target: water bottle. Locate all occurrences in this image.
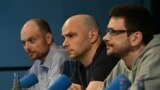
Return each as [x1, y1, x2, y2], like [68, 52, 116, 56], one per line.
[12, 73, 21, 90]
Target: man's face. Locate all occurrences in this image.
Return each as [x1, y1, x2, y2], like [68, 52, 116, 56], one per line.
[62, 20, 91, 60]
[21, 21, 50, 60]
[103, 17, 132, 57]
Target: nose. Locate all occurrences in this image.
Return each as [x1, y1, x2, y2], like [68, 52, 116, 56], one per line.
[62, 39, 68, 48]
[103, 33, 110, 42]
[24, 42, 31, 50]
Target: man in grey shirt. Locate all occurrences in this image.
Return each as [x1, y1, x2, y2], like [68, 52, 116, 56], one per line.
[102, 4, 160, 90]
[20, 18, 69, 90]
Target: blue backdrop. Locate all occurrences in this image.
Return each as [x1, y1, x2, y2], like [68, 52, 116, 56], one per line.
[0, 0, 158, 89]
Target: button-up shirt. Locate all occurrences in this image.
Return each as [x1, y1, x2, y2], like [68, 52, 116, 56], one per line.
[26, 43, 68, 90]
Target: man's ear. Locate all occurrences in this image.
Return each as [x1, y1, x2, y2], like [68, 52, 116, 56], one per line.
[89, 29, 98, 43]
[130, 31, 142, 46]
[45, 33, 53, 44]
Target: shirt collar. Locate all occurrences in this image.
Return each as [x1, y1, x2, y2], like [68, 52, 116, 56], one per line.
[40, 43, 59, 69]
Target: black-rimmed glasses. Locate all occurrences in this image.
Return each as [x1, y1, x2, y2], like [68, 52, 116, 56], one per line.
[106, 29, 129, 36]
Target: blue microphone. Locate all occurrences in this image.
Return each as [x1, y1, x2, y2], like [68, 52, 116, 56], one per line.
[48, 74, 72, 90]
[106, 74, 131, 90]
[20, 73, 38, 88]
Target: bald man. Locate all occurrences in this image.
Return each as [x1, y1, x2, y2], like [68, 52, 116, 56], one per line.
[20, 18, 69, 90]
[61, 14, 119, 90]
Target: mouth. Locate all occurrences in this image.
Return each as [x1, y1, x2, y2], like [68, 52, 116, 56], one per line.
[65, 48, 71, 52]
[66, 49, 74, 55]
[106, 44, 113, 50]
[66, 50, 72, 54]
[107, 45, 111, 48]
[28, 53, 34, 57]
[27, 51, 35, 56]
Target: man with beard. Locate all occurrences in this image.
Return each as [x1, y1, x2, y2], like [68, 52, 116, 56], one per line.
[20, 18, 69, 90]
[62, 14, 118, 90]
[102, 4, 160, 90]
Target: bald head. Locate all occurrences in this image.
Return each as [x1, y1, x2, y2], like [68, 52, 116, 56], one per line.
[62, 14, 102, 64]
[63, 14, 100, 32]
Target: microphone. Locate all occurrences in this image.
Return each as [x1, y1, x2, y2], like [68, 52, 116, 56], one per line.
[20, 73, 38, 88]
[106, 74, 131, 90]
[48, 74, 72, 90]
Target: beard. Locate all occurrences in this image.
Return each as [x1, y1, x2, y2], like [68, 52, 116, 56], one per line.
[27, 49, 49, 60]
[107, 43, 131, 58]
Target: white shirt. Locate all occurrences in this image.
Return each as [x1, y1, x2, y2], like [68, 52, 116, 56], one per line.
[26, 43, 68, 90]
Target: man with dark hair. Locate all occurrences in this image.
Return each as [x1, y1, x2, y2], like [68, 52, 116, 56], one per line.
[20, 18, 69, 90]
[62, 14, 118, 90]
[102, 4, 160, 90]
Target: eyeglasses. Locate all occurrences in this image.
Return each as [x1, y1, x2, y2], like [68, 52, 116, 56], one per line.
[106, 29, 128, 36]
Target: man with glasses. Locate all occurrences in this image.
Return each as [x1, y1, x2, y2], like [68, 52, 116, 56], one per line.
[102, 4, 160, 90]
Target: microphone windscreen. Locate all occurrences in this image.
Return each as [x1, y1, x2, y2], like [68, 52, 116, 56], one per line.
[48, 74, 72, 90]
[20, 73, 38, 88]
[106, 74, 131, 90]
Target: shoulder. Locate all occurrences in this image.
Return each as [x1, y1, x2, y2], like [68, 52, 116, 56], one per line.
[28, 61, 40, 74]
[56, 45, 68, 55]
[51, 44, 68, 59]
[104, 60, 124, 86]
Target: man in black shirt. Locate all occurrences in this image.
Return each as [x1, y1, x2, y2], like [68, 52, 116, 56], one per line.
[61, 14, 118, 90]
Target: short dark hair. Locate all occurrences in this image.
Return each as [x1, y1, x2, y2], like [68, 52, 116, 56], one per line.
[28, 18, 53, 42]
[109, 4, 155, 45]
[30, 18, 52, 34]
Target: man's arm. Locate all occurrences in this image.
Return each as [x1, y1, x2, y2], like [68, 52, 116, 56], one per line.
[86, 81, 103, 90]
[67, 83, 82, 90]
[68, 81, 103, 90]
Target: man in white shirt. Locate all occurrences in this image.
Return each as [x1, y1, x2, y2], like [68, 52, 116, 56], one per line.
[20, 18, 69, 90]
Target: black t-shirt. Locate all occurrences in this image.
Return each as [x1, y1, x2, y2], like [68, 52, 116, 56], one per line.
[62, 60, 76, 77]
[71, 42, 119, 89]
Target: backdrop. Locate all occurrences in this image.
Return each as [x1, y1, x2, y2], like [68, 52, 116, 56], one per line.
[0, 0, 158, 89]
